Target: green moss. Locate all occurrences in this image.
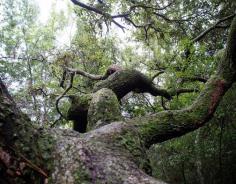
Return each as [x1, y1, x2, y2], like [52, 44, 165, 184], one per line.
[74, 167, 93, 184]
[67, 94, 92, 119]
[10, 123, 55, 183]
[117, 130, 152, 174]
[93, 70, 135, 92]
[37, 132, 55, 159]
[87, 88, 121, 130]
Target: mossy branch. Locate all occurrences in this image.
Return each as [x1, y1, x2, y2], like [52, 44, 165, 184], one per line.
[128, 17, 236, 147]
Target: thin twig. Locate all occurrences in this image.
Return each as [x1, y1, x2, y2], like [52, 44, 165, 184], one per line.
[151, 70, 165, 81]
[161, 97, 169, 110]
[71, 0, 125, 30]
[66, 67, 106, 80]
[55, 72, 75, 120]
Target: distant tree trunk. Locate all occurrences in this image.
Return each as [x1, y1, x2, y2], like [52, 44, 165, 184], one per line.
[218, 117, 224, 184]
[195, 130, 204, 184]
[181, 162, 187, 184]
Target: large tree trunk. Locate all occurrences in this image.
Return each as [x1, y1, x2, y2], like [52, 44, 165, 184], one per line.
[0, 16, 236, 184]
[0, 87, 165, 184]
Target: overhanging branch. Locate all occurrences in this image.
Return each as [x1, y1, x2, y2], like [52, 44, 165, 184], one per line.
[168, 88, 199, 96]
[129, 16, 236, 147]
[192, 13, 236, 43]
[151, 70, 165, 81]
[70, 0, 174, 31]
[70, 0, 125, 29]
[178, 76, 208, 83]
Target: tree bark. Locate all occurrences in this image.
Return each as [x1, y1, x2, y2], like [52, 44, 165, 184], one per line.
[0, 16, 236, 184]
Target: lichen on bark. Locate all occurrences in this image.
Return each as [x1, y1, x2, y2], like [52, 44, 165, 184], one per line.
[0, 95, 56, 183]
[87, 88, 121, 130]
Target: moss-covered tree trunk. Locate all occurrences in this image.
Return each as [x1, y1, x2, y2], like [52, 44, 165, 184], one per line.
[0, 16, 235, 184]
[0, 86, 165, 184]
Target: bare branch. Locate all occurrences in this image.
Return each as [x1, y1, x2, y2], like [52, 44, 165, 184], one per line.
[66, 67, 105, 80]
[112, 1, 173, 19]
[141, 94, 156, 112]
[161, 97, 169, 110]
[70, 0, 175, 32]
[0, 55, 45, 62]
[70, 0, 125, 30]
[129, 2, 173, 12]
[192, 13, 236, 43]
[59, 69, 67, 88]
[178, 76, 208, 83]
[55, 72, 75, 120]
[168, 88, 199, 96]
[151, 70, 165, 81]
[183, 14, 235, 67]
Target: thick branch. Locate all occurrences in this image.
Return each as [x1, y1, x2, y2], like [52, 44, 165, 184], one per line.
[178, 76, 208, 83]
[93, 69, 172, 100]
[67, 70, 198, 133]
[168, 88, 199, 96]
[71, 0, 105, 16]
[129, 16, 236, 147]
[1, 77, 168, 183]
[87, 88, 121, 130]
